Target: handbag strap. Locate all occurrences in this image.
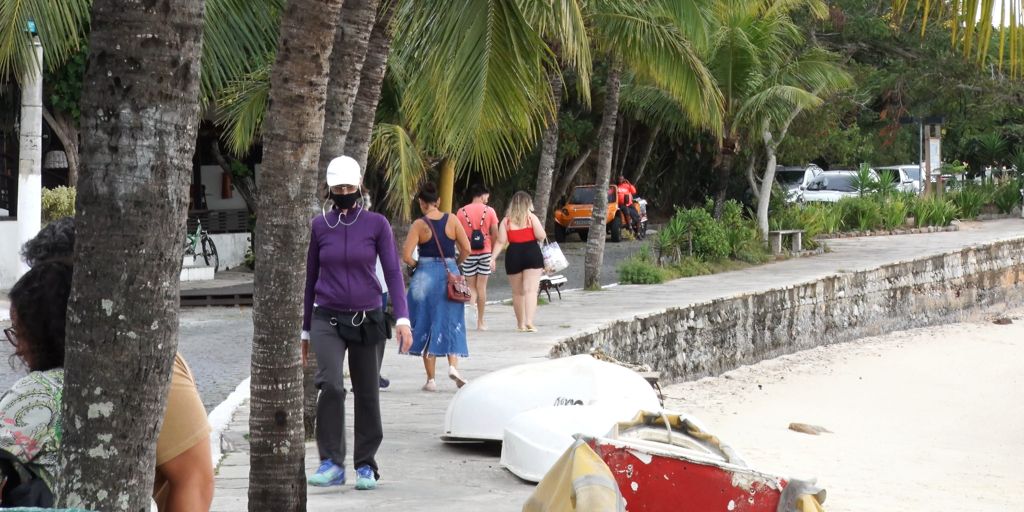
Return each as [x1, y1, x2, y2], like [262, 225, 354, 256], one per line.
[423, 216, 452, 274]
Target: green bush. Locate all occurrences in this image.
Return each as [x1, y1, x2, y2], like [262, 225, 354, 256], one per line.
[672, 206, 730, 261]
[992, 178, 1022, 214]
[41, 186, 76, 223]
[949, 186, 987, 219]
[671, 257, 713, 278]
[838, 196, 883, 231]
[881, 199, 910, 230]
[913, 196, 958, 226]
[618, 257, 667, 284]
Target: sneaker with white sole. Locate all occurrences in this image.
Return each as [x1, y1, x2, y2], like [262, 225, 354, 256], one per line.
[307, 459, 345, 487]
[355, 465, 377, 490]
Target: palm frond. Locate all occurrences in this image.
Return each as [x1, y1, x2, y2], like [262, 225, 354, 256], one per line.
[522, 0, 592, 103]
[369, 123, 430, 221]
[216, 55, 272, 155]
[201, 0, 283, 104]
[618, 80, 695, 138]
[0, 0, 89, 84]
[394, 0, 556, 180]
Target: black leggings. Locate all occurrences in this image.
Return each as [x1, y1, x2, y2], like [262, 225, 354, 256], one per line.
[504, 241, 544, 275]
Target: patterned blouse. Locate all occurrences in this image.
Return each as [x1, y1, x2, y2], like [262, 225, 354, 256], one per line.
[0, 368, 64, 495]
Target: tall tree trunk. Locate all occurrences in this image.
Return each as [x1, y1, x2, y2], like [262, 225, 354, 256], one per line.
[346, 1, 396, 171]
[616, 118, 632, 179]
[711, 133, 739, 221]
[317, 0, 380, 194]
[629, 126, 659, 185]
[439, 158, 456, 212]
[584, 59, 622, 290]
[758, 102, 809, 240]
[41, 108, 80, 187]
[533, 73, 563, 223]
[250, 0, 342, 510]
[56, 0, 205, 508]
[305, 0, 380, 440]
[551, 147, 591, 207]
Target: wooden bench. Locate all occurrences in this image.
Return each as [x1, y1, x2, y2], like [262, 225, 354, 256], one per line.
[538, 274, 568, 301]
[767, 229, 806, 255]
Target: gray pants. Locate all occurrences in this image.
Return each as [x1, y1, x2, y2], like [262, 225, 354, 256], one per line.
[310, 308, 386, 473]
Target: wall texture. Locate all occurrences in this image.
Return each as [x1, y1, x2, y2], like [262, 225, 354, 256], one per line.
[551, 239, 1024, 384]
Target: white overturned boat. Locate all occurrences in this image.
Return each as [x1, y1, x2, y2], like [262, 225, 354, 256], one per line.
[442, 354, 660, 443]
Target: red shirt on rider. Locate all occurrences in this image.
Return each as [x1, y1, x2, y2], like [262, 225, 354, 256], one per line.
[615, 177, 636, 206]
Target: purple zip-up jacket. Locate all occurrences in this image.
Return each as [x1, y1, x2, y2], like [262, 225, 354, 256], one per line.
[303, 205, 409, 332]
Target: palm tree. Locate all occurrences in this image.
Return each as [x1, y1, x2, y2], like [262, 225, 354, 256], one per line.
[1, 0, 283, 185]
[347, 1, 398, 171]
[55, 0, 205, 508]
[248, 0, 342, 511]
[582, 0, 723, 289]
[704, 0, 828, 220]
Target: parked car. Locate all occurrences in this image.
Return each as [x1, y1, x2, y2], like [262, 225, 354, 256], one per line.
[775, 165, 823, 202]
[800, 169, 880, 203]
[553, 185, 620, 243]
[874, 165, 920, 194]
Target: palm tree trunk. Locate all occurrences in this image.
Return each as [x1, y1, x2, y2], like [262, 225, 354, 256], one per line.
[616, 118, 632, 178]
[584, 59, 622, 290]
[533, 73, 563, 223]
[56, 0, 204, 509]
[346, 1, 396, 171]
[439, 158, 456, 212]
[249, 0, 342, 510]
[711, 133, 739, 221]
[629, 126, 659, 185]
[551, 147, 591, 207]
[318, 0, 380, 184]
[758, 103, 808, 240]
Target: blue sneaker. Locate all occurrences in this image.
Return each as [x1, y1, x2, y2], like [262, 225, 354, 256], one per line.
[307, 459, 345, 487]
[355, 465, 376, 490]
[379, 376, 390, 389]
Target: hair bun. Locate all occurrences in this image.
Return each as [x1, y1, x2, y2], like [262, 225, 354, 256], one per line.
[422, 182, 437, 193]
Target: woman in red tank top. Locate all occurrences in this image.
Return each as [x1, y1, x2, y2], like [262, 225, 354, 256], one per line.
[490, 192, 546, 331]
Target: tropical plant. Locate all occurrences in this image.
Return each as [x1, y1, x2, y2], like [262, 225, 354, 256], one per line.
[838, 196, 882, 231]
[950, 185, 988, 219]
[849, 163, 878, 196]
[992, 177, 1023, 213]
[971, 133, 1009, 169]
[41, 185, 75, 222]
[618, 257, 668, 284]
[873, 170, 900, 198]
[672, 206, 730, 261]
[913, 196, 959, 226]
[1008, 148, 1024, 173]
[881, 198, 910, 230]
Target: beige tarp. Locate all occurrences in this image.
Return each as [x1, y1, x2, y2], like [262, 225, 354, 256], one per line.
[523, 436, 624, 512]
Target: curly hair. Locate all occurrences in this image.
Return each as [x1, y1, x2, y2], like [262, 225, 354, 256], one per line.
[20, 216, 76, 267]
[8, 260, 73, 372]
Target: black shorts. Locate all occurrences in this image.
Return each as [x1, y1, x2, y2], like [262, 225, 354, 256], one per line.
[505, 241, 544, 275]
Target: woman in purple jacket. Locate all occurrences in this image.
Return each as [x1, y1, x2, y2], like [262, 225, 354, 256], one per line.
[302, 156, 413, 490]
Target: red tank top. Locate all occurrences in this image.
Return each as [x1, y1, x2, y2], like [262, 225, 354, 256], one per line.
[507, 218, 535, 243]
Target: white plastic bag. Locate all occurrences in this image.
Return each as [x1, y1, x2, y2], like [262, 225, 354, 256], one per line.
[542, 241, 569, 273]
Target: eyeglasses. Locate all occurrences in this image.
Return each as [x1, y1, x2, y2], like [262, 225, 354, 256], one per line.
[3, 327, 16, 348]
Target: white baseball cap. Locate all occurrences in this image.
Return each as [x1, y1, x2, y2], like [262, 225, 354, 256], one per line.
[326, 156, 361, 187]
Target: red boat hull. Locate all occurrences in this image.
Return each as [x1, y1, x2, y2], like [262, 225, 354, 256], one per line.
[590, 438, 789, 512]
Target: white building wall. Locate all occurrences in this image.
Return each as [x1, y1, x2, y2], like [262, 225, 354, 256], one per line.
[199, 165, 248, 211]
[209, 233, 251, 271]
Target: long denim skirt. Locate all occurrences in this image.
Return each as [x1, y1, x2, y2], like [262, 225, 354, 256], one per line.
[406, 257, 468, 357]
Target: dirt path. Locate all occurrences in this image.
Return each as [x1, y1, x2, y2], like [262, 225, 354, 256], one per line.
[663, 308, 1024, 511]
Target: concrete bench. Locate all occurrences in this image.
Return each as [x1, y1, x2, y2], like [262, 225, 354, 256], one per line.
[768, 229, 806, 255]
[538, 274, 568, 301]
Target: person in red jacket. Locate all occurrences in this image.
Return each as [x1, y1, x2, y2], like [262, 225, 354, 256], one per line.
[615, 176, 641, 234]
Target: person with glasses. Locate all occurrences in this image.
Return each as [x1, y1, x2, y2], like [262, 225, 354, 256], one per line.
[1, 260, 72, 506]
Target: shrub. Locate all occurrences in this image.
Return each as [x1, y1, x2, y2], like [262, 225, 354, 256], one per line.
[670, 257, 712, 278]
[41, 186, 76, 223]
[913, 196, 958, 226]
[949, 186, 987, 219]
[838, 196, 882, 231]
[617, 257, 667, 284]
[849, 164, 878, 196]
[881, 199, 910, 230]
[672, 206, 729, 261]
[992, 178, 1022, 214]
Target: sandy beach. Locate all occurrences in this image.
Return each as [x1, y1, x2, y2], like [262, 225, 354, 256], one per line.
[663, 308, 1024, 511]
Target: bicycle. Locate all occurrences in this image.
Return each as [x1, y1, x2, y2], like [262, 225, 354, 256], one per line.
[184, 221, 219, 272]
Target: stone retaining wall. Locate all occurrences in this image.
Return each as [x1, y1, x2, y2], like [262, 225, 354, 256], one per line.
[551, 238, 1024, 384]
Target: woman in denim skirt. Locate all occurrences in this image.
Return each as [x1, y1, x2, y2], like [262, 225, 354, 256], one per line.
[402, 182, 472, 391]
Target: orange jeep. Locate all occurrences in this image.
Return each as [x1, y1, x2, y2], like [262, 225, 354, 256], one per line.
[553, 185, 622, 243]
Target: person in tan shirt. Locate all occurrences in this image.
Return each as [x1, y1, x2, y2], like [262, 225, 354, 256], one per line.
[21, 218, 215, 511]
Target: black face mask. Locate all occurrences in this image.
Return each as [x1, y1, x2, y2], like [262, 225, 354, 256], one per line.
[331, 191, 361, 210]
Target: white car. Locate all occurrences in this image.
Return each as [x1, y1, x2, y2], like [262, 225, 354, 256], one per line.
[874, 165, 921, 194]
[800, 169, 880, 203]
[775, 165, 823, 202]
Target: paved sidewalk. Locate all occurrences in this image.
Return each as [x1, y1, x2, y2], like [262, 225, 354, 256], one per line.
[211, 219, 1024, 512]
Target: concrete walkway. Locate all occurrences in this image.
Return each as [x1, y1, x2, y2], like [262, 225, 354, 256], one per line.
[210, 219, 1024, 512]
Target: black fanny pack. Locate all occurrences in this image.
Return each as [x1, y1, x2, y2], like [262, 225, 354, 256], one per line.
[315, 306, 391, 342]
